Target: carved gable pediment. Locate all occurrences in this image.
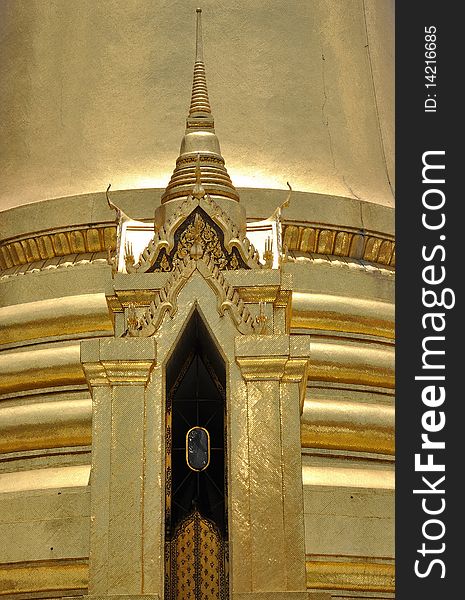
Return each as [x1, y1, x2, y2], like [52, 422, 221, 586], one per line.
[127, 194, 261, 274]
[147, 206, 247, 272]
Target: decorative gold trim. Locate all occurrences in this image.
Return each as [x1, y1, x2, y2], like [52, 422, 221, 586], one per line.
[0, 337, 393, 395]
[128, 195, 261, 274]
[0, 225, 116, 271]
[307, 338, 394, 389]
[0, 559, 394, 596]
[0, 222, 396, 275]
[236, 356, 290, 381]
[80, 337, 156, 388]
[81, 360, 155, 387]
[162, 185, 240, 205]
[283, 224, 395, 267]
[235, 285, 283, 303]
[0, 252, 110, 280]
[306, 559, 395, 593]
[127, 254, 264, 337]
[0, 288, 394, 349]
[235, 335, 393, 389]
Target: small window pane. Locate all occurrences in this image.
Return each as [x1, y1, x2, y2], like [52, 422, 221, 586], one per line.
[186, 427, 210, 471]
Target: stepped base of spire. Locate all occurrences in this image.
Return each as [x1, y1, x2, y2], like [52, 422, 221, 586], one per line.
[161, 153, 240, 204]
[160, 8, 240, 210]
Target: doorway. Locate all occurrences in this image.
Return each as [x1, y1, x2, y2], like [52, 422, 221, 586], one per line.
[165, 310, 228, 600]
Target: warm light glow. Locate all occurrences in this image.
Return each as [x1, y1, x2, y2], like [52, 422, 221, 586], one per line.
[102, 164, 334, 199]
[118, 221, 155, 272]
[230, 170, 285, 190]
[107, 169, 337, 200]
[246, 218, 280, 268]
[118, 175, 170, 190]
[122, 171, 287, 194]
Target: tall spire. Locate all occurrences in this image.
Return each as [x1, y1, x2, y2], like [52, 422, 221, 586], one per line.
[161, 8, 239, 205]
[189, 9, 211, 116]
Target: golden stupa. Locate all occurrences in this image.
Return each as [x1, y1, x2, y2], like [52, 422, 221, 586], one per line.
[0, 3, 394, 599]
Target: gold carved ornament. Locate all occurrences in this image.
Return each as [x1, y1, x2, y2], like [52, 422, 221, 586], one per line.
[149, 208, 245, 273]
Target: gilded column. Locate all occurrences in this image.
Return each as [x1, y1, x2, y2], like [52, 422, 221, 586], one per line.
[234, 335, 312, 600]
[80, 338, 159, 600]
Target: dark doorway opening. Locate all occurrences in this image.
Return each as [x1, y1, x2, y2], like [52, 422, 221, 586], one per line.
[165, 310, 228, 600]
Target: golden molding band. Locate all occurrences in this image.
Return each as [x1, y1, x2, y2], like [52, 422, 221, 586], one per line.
[0, 559, 393, 596]
[308, 338, 394, 389]
[0, 291, 394, 347]
[291, 292, 394, 339]
[0, 395, 393, 455]
[0, 559, 88, 596]
[306, 560, 395, 592]
[0, 399, 91, 454]
[283, 224, 395, 267]
[301, 397, 394, 455]
[0, 344, 85, 395]
[0, 336, 393, 395]
[0, 559, 392, 597]
[0, 222, 395, 274]
[0, 294, 113, 346]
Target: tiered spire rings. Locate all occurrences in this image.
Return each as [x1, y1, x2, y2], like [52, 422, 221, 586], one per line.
[161, 8, 239, 204]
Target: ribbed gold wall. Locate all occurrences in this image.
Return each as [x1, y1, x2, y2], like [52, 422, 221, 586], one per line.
[0, 189, 394, 599]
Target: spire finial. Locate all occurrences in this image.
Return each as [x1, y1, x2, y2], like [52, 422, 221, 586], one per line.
[189, 7, 211, 117]
[196, 8, 203, 62]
